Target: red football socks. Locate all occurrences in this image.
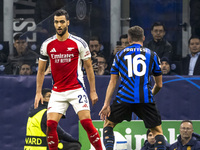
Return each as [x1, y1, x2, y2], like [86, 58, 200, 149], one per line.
[80, 119, 103, 150]
[47, 120, 58, 150]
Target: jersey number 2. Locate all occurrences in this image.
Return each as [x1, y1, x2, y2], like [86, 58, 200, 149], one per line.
[124, 54, 146, 77]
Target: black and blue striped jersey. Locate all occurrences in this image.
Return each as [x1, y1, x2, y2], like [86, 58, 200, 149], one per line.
[111, 44, 162, 103]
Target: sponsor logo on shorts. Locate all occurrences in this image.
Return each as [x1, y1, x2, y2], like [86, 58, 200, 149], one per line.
[82, 104, 88, 108]
[47, 107, 52, 111]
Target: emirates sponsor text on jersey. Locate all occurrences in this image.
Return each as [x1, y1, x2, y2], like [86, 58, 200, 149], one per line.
[51, 53, 74, 63]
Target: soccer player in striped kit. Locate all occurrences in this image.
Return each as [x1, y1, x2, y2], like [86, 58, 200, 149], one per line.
[34, 9, 102, 150]
[99, 26, 166, 150]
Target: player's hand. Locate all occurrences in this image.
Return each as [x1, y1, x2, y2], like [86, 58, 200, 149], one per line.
[97, 65, 105, 75]
[92, 63, 98, 74]
[34, 93, 43, 109]
[113, 45, 123, 55]
[90, 91, 98, 106]
[99, 104, 111, 120]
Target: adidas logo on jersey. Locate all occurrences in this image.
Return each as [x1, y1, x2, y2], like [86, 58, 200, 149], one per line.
[50, 48, 56, 52]
[47, 107, 52, 111]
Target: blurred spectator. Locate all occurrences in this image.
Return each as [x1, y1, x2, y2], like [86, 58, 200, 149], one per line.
[7, 34, 39, 75]
[0, 41, 10, 75]
[141, 129, 170, 150]
[0, 64, 6, 75]
[19, 63, 32, 75]
[181, 36, 200, 75]
[113, 34, 129, 56]
[108, 34, 129, 70]
[169, 120, 200, 150]
[0, 41, 9, 63]
[141, 129, 156, 150]
[89, 36, 103, 54]
[190, 0, 200, 37]
[145, 22, 173, 60]
[91, 50, 98, 61]
[161, 57, 176, 75]
[93, 54, 109, 75]
[89, 36, 106, 66]
[120, 34, 129, 47]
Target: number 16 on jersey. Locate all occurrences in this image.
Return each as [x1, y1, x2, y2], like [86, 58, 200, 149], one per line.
[124, 54, 146, 77]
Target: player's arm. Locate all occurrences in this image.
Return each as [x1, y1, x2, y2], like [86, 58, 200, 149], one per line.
[83, 58, 98, 106]
[104, 74, 119, 106]
[99, 74, 119, 120]
[152, 75, 162, 96]
[152, 52, 162, 96]
[34, 59, 47, 108]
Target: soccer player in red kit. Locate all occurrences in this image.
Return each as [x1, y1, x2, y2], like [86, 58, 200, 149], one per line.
[34, 9, 102, 150]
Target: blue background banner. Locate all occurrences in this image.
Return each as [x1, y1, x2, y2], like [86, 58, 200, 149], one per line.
[0, 75, 200, 150]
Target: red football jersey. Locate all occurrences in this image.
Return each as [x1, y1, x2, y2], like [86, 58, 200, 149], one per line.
[40, 34, 91, 92]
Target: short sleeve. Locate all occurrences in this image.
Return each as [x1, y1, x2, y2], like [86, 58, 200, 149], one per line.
[78, 40, 91, 60]
[152, 52, 162, 76]
[39, 41, 49, 61]
[110, 53, 120, 74]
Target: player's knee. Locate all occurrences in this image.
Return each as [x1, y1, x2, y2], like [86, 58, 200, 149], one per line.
[78, 110, 91, 120]
[151, 127, 163, 136]
[103, 120, 116, 128]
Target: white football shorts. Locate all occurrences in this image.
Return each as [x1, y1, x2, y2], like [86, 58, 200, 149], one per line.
[47, 88, 90, 115]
